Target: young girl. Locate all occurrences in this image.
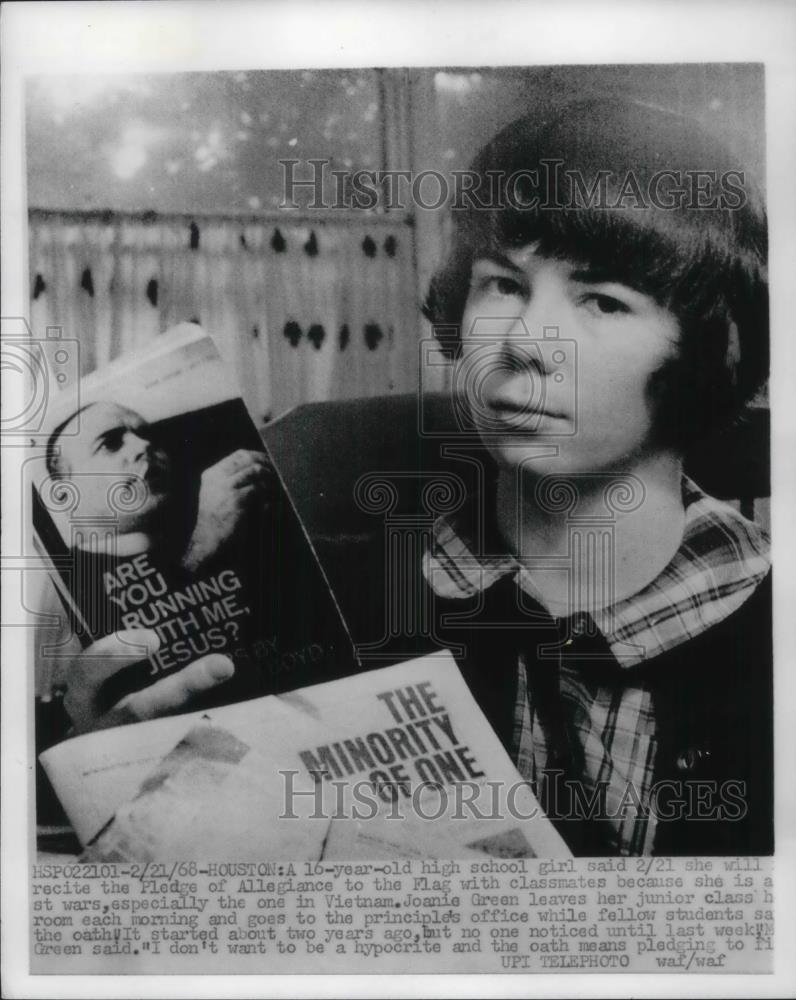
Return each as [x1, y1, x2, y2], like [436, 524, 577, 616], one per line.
[422, 97, 771, 855]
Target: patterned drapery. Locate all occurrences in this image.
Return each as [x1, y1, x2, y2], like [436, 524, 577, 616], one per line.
[28, 209, 421, 421]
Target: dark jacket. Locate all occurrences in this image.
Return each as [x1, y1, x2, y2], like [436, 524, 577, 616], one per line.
[319, 529, 773, 857]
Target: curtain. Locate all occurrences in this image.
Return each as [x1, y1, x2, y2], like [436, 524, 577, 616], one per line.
[28, 210, 420, 422]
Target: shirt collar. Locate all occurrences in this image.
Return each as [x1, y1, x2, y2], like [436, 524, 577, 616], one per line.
[422, 476, 770, 667]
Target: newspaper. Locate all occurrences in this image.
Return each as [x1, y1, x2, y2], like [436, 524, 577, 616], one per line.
[2, 3, 795, 998]
[41, 653, 568, 861]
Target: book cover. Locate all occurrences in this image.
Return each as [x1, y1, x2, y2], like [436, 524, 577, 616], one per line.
[32, 324, 360, 745]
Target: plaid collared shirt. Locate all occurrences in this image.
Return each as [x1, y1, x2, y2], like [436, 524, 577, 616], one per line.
[422, 476, 770, 854]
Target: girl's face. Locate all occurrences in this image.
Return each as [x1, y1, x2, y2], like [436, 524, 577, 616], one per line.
[458, 246, 681, 478]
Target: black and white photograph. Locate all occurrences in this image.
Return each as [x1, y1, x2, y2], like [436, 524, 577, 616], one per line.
[2, 1, 795, 996]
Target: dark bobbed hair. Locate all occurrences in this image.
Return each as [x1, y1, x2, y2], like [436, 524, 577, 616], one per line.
[423, 98, 769, 449]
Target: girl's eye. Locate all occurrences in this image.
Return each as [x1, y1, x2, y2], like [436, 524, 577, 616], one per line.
[481, 274, 524, 297]
[584, 293, 630, 316]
